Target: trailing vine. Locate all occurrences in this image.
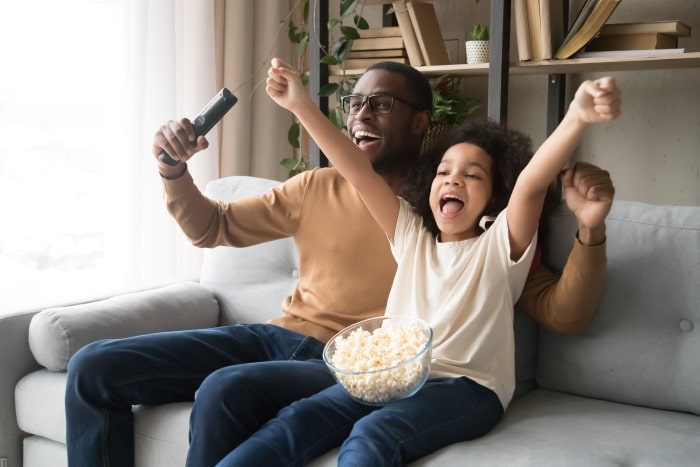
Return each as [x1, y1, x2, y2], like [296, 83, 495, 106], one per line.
[282, 0, 370, 177]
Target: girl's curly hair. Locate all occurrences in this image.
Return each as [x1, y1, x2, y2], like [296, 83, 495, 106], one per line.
[400, 119, 560, 238]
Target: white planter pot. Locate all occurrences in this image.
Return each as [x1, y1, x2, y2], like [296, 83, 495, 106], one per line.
[466, 40, 489, 64]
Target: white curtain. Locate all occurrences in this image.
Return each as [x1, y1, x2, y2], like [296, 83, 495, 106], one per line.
[0, 0, 221, 310]
[0, 0, 300, 311]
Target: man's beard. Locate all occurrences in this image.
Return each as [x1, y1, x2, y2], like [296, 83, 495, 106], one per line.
[371, 150, 412, 176]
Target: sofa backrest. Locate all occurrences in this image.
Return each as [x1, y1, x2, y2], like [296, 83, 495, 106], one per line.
[537, 200, 700, 415]
[201, 176, 299, 326]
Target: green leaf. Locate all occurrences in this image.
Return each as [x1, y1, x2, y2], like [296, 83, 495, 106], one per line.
[302, 0, 309, 22]
[320, 54, 339, 65]
[288, 22, 300, 43]
[288, 122, 300, 148]
[353, 15, 369, 30]
[281, 158, 307, 178]
[339, 0, 360, 18]
[319, 82, 340, 97]
[333, 38, 354, 62]
[297, 34, 309, 58]
[329, 107, 345, 129]
[327, 18, 341, 30]
[329, 36, 348, 57]
[340, 25, 360, 40]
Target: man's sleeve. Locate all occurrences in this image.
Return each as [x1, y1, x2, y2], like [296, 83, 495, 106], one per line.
[517, 238, 607, 335]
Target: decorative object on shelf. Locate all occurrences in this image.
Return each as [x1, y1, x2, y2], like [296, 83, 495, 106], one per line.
[466, 23, 490, 64]
[422, 75, 480, 153]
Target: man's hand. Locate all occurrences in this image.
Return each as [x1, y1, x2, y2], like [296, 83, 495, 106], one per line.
[152, 118, 210, 178]
[561, 162, 615, 246]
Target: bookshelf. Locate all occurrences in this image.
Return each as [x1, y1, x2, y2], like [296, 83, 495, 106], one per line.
[309, 0, 700, 167]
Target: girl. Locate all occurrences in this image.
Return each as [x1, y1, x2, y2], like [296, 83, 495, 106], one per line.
[227, 58, 620, 467]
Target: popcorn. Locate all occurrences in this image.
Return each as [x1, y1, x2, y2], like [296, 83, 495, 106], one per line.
[326, 318, 432, 405]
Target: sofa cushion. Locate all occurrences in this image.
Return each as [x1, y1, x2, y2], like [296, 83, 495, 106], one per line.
[201, 176, 299, 325]
[537, 201, 700, 415]
[16, 369, 191, 467]
[408, 389, 700, 466]
[28, 282, 219, 371]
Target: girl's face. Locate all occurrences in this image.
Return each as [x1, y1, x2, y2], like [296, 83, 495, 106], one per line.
[429, 142, 494, 242]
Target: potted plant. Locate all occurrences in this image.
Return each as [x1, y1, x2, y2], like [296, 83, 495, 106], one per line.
[422, 75, 480, 152]
[466, 23, 490, 64]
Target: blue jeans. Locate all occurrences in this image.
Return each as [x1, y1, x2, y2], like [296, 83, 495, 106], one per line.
[217, 376, 504, 467]
[65, 323, 332, 467]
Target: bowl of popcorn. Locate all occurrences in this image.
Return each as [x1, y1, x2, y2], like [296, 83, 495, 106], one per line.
[323, 316, 433, 405]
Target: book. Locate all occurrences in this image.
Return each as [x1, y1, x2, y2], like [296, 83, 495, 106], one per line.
[392, 0, 424, 66]
[358, 27, 402, 38]
[513, 0, 532, 61]
[350, 36, 404, 52]
[526, 0, 566, 60]
[585, 33, 678, 52]
[526, 0, 543, 60]
[554, 0, 621, 59]
[348, 48, 407, 59]
[576, 48, 684, 58]
[598, 20, 691, 37]
[406, 1, 450, 65]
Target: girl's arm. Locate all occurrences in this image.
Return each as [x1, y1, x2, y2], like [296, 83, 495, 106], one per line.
[507, 77, 621, 261]
[266, 58, 400, 241]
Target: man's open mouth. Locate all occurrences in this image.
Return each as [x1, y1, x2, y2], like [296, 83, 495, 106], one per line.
[353, 129, 381, 146]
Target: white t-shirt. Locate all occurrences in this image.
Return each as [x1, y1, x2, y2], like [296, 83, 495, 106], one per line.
[388, 198, 537, 409]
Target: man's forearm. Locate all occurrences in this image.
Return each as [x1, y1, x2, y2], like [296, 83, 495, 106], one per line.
[576, 224, 606, 246]
[518, 238, 607, 335]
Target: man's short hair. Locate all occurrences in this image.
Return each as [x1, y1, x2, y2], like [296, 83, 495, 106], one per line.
[365, 62, 433, 113]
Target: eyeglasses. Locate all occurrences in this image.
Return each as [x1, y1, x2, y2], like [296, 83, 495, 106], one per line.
[340, 93, 420, 115]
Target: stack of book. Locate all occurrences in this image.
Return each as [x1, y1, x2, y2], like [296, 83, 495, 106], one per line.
[580, 20, 691, 57]
[344, 27, 408, 70]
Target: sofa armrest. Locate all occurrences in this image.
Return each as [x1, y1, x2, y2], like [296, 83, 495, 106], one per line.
[0, 308, 44, 465]
[29, 281, 220, 372]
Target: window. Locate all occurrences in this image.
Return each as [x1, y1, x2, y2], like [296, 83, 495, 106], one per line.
[0, 1, 200, 311]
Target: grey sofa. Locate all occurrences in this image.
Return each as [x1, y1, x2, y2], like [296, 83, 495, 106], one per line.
[2, 175, 699, 467]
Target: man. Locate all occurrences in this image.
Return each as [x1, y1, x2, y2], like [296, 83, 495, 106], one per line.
[65, 62, 613, 467]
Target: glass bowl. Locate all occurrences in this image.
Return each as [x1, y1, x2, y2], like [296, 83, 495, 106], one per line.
[323, 316, 433, 406]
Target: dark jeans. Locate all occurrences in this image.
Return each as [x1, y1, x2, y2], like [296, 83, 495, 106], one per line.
[217, 376, 504, 467]
[64, 323, 331, 467]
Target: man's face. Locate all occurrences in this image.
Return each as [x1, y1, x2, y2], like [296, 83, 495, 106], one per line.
[347, 70, 424, 174]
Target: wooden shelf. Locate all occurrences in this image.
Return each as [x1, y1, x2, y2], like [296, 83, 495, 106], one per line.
[333, 52, 700, 78]
[418, 52, 700, 76]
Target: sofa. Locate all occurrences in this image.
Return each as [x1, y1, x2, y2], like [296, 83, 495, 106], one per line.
[2, 175, 699, 467]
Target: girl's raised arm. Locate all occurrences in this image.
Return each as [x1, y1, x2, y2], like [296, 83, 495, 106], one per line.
[266, 58, 400, 241]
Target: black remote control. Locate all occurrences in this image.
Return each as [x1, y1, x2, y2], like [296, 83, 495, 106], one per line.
[159, 88, 238, 166]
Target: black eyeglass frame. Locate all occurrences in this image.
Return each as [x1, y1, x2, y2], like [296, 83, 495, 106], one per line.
[340, 93, 421, 115]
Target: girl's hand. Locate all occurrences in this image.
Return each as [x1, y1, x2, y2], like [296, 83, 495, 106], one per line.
[266, 57, 310, 112]
[572, 76, 622, 123]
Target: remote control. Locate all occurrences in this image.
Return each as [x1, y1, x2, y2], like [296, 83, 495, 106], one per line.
[159, 88, 238, 166]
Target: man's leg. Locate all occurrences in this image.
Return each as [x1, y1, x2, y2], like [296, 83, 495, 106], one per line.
[65, 323, 321, 467]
